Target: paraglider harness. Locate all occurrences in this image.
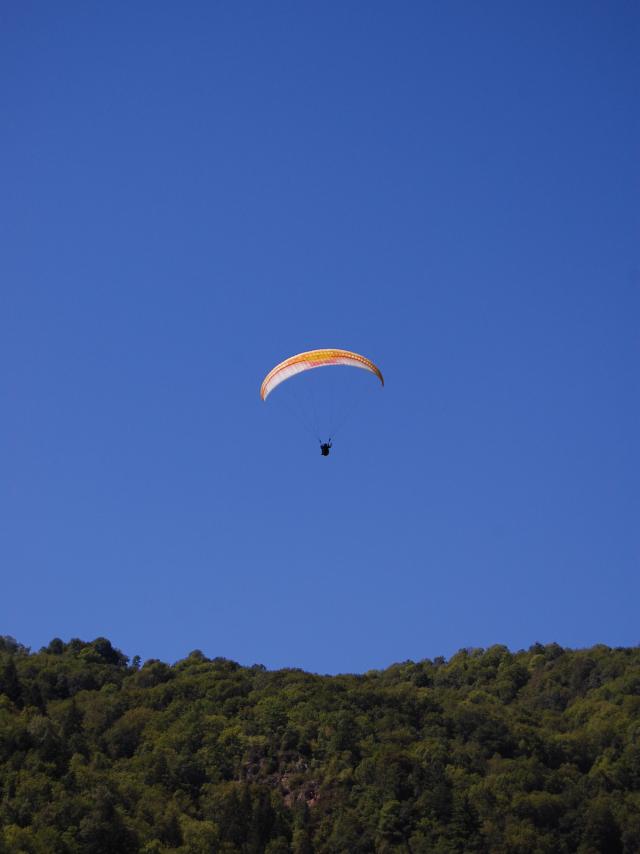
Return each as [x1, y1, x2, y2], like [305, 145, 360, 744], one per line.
[320, 440, 332, 457]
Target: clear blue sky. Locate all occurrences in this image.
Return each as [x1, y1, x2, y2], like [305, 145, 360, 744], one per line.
[1, 2, 638, 673]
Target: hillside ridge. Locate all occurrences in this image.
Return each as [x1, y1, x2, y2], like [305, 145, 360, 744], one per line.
[1, 636, 638, 852]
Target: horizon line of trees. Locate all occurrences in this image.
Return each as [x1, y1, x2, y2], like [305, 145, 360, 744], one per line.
[1, 635, 639, 852]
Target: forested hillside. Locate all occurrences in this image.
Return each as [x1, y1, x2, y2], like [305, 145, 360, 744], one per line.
[0, 636, 638, 853]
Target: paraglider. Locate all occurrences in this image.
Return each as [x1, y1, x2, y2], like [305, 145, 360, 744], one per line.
[260, 348, 383, 454]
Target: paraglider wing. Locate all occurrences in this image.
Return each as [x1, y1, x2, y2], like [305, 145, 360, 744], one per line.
[260, 348, 384, 401]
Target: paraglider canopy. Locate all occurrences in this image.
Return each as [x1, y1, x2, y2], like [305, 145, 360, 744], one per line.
[260, 348, 384, 401]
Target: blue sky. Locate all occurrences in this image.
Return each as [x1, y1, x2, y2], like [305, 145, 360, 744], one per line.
[1, 2, 638, 673]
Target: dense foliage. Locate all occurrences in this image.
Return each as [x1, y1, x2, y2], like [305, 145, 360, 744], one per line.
[0, 637, 639, 853]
